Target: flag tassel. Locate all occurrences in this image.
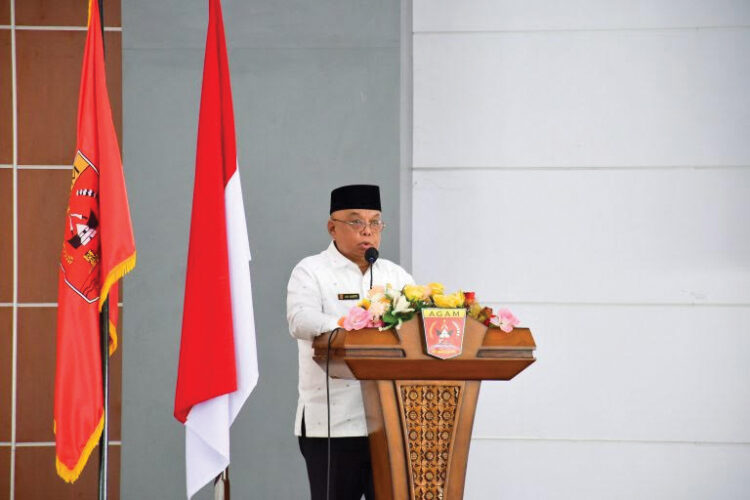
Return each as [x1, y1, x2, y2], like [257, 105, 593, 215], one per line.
[55, 415, 105, 483]
[99, 252, 137, 311]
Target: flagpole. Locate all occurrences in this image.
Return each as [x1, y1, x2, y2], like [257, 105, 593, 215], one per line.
[214, 468, 230, 500]
[98, 297, 109, 500]
[97, 2, 109, 499]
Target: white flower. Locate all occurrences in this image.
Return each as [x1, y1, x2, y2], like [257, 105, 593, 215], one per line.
[392, 294, 414, 315]
[385, 284, 401, 300]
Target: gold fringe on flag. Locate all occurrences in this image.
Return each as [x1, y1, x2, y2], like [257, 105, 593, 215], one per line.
[99, 252, 137, 311]
[55, 414, 104, 483]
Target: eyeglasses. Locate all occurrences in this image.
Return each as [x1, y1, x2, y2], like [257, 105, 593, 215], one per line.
[330, 217, 386, 233]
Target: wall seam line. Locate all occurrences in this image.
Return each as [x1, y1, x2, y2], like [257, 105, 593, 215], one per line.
[471, 436, 750, 446]
[412, 165, 750, 172]
[482, 301, 750, 308]
[413, 25, 750, 35]
[9, 0, 17, 496]
[399, 0, 413, 270]
[0, 24, 121, 31]
[1, 441, 122, 447]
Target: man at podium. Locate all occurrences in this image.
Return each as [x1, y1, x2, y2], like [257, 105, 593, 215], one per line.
[287, 184, 414, 500]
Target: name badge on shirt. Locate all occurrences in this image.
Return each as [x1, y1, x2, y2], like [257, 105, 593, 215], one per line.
[338, 293, 360, 300]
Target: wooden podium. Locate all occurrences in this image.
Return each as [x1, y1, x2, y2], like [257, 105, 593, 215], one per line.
[313, 315, 536, 500]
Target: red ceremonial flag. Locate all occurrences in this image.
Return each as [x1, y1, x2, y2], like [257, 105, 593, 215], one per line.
[54, 0, 136, 483]
[174, 0, 259, 496]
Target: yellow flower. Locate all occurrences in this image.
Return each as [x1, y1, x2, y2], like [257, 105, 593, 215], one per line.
[403, 284, 428, 302]
[427, 282, 444, 296]
[357, 298, 371, 309]
[432, 291, 465, 308]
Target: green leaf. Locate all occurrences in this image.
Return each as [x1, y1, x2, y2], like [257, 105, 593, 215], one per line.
[383, 310, 397, 324]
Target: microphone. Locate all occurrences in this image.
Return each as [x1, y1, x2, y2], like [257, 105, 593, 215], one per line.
[365, 247, 378, 289]
[365, 247, 379, 264]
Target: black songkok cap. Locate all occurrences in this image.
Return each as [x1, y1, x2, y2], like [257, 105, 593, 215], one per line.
[330, 184, 382, 214]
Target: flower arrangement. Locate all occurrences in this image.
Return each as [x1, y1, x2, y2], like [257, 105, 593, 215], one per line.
[338, 282, 519, 332]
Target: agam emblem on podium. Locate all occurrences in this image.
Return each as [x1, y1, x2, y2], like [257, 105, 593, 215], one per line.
[422, 308, 466, 359]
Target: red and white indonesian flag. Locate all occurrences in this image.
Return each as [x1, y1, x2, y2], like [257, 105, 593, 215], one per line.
[173, 0, 258, 497]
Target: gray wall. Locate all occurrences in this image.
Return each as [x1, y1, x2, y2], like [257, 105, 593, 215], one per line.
[120, 1, 402, 498]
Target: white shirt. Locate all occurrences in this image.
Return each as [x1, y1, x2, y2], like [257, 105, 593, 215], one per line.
[287, 240, 414, 437]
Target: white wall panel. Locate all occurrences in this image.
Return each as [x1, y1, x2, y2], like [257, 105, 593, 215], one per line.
[412, 2, 750, 498]
[413, 29, 750, 168]
[464, 439, 750, 499]
[412, 168, 750, 304]
[415, 0, 750, 33]
[471, 304, 750, 443]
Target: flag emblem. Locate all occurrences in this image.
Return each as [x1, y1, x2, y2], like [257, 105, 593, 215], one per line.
[61, 151, 101, 303]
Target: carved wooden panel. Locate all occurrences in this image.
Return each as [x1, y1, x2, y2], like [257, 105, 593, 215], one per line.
[399, 383, 462, 500]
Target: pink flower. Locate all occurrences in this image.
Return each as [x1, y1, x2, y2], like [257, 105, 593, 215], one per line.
[491, 308, 519, 333]
[367, 285, 385, 299]
[343, 306, 371, 330]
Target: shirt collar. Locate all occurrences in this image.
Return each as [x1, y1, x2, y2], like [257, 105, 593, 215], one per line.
[325, 240, 358, 269]
[325, 240, 377, 272]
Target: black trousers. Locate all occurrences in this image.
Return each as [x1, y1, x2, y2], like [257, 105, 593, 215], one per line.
[298, 418, 375, 500]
